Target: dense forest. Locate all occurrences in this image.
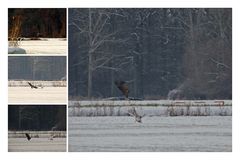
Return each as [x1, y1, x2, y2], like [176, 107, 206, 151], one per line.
[8, 56, 66, 81]
[8, 8, 66, 38]
[8, 105, 66, 131]
[68, 8, 232, 100]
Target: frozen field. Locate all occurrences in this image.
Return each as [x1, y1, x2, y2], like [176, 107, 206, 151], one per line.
[8, 138, 66, 152]
[8, 87, 66, 103]
[9, 38, 67, 55]
[68, 116, 231, 152]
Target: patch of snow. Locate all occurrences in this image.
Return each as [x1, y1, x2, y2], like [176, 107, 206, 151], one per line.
[8, 38, 66, 54]
[8, 87, 67, 103]
[8, 138, 66, 152]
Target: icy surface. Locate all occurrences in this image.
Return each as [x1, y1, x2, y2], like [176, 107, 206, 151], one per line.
[8, 87, 66, 103]
[68, 116, 232, 152]
[8, 47, 26, 54]
[8, 138, 66, 152]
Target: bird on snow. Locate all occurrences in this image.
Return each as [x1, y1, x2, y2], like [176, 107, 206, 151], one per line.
[25, 133, 31, 141]
[27, 82, 38, 89]
[27, 82, 44, 89]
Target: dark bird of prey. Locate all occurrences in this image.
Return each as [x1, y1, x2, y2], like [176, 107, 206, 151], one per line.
[114, 80, 129, 99]
[128, 107, 145, 123]
[25, 133, 31, 141]
[27, 82, 38, 89]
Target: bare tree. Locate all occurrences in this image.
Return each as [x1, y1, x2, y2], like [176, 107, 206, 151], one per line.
[69, 8, 128, 98]
[69, 8, 232, 100]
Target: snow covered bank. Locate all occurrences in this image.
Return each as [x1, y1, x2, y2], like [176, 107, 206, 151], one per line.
[69, 100, 232, 116]
[8, 38, 66, 54]
[8, 80, 66, 87]
[8, 131, 66, 138]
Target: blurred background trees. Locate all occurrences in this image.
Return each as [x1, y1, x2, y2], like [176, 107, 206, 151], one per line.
[8, 105, 66, 131]
[8, 56, 66, 81]
[8, 8, 66, 38]
[68, 8, 232, 100]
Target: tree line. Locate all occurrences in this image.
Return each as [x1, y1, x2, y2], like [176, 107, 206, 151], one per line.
[8, 8, 66, 38]
[8, 56, 66, 81]
[68, 8, 232, 100]
[8, 105, 66, 131]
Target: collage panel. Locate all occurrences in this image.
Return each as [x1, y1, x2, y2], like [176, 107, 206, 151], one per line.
[8, 105, 66, 152]
[68, 8, 232, 152]
[7, 8, 68, 153]
[8, 56, 67, 104]
[8, 8, 66, 55]
[5, 7, 232, 153]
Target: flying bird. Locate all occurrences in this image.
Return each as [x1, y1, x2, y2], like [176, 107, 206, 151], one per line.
[25, 133, 31, 141]
[114, 80, 129, 99]
[128, 107, 145, 123]
[27, 82, 38, 89]
[49, 125, 58, 140]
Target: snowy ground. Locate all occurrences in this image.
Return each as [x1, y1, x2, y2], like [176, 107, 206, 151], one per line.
[68, 116, 232, 152]
[69, 100, 232, 116]
[8, 87, 66, 103]
[9, 38, 66, 55]
[8, 138, 66, 152]
[69, 100, 232, 107]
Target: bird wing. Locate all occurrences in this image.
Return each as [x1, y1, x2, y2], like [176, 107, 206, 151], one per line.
[115, 80, 129, 98]
[28, 82, 36, 88]
[128, 112, 135, 117]
[25, 133, 31, 140]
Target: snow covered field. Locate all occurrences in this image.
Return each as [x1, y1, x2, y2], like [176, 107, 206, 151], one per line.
[8, 138, 66, 152]
[8, 87, 66, 103]
[8, 38, 66, 55]
[69, 100, 232, 116]
[68, 116, 232, 152]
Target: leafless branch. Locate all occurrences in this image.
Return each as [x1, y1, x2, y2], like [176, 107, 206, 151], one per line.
[209, 58, 231, 70]
[69, 22, 87, 34]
